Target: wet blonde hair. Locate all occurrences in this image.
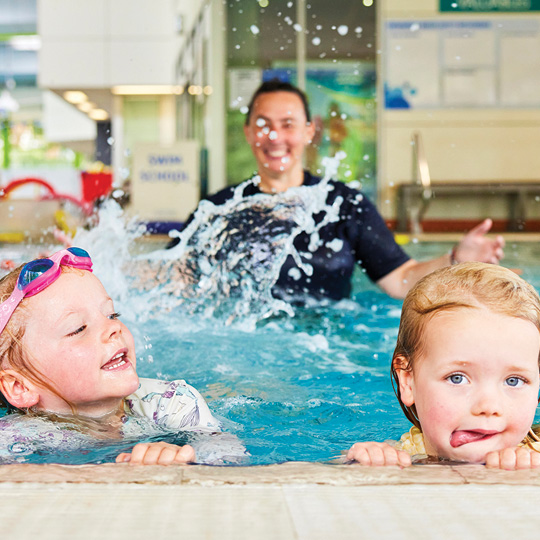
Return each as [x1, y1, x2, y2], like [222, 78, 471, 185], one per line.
[0, 263, 75, 412]
[391, 262, 540, 438]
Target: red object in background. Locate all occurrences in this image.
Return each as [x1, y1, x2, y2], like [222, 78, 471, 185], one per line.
[81, 172, 113, 203]
[0, 177, 92, 215]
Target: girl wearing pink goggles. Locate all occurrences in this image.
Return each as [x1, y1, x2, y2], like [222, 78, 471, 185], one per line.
[0, 248, 237, 465]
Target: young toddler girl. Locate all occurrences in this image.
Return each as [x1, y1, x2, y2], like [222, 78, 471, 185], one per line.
[347, 262, 540, 470]
[0, 247, 226, 465]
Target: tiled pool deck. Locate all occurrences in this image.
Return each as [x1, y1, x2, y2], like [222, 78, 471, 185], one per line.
[2, 462, 540, 539]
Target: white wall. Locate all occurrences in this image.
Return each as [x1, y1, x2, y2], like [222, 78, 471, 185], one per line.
[378, 0, 540, 220]
[42, 90, 96, 143]
[38, 0, 181, 88]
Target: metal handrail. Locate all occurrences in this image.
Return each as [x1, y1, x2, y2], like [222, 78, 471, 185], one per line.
[411, 132, 432, 199]
[409, 132, 434, 233]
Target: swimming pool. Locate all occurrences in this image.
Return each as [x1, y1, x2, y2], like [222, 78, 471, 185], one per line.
[2, 206, 540, 466]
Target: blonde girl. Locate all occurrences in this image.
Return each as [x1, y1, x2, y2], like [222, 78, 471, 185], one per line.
[0, 247, 223, 465]
[347, 262, 540, 470]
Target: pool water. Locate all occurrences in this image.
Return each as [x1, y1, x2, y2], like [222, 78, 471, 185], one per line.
[1, 207, 540, 465]
[134, 239, 540, 465]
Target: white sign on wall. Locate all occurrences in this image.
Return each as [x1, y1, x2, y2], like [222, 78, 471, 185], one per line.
[384, 18, 540, 108]
[229, 68, 262, 110]
[131, 141, 200, 222]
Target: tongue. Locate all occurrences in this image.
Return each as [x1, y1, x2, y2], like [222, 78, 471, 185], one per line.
[450, 430, 491, 448]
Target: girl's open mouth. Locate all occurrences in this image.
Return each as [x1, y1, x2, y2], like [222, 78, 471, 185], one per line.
[102, 349, 130, 371]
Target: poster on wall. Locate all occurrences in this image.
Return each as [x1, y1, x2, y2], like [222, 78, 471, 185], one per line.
[384, 18, 540, 108]
[229, 68, 262, 110]
[265, 62, 377, 197]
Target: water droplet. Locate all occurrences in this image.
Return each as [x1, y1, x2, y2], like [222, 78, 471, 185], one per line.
[337, 25, 348, 36]
[312, 36, 321, 46]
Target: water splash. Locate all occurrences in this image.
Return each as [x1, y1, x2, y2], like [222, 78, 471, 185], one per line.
[73, 156, 347, 329]
[72, 199, 146, 307]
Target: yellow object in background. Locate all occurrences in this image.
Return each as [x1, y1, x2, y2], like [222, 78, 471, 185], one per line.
[0, 232, 25, 243]
[54, 208, 77, 237]
[394, 233, 410, 246]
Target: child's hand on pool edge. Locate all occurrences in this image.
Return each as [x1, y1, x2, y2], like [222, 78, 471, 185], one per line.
[346, 442, 412, 467]
[485, 447, 540, 470]
[115, 442, 196, 465]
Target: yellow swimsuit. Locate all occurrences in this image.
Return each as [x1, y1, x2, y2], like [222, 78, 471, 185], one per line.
[394, 426, 540, 457]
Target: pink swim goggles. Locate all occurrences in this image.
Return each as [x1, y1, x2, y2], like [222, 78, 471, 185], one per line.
[0, 247, 93, 335]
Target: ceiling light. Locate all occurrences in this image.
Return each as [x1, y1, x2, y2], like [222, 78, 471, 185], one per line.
[188, 85, 202, 96]
[77, 102, 95, 112]
[63, 91, 88, 104]
[88, 109, 109, 121]
[112, 85, 184, 95]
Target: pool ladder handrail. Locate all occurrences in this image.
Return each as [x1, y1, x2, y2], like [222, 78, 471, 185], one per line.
[410, 132, 434, 234]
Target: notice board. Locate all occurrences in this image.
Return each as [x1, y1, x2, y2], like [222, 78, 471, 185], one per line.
[384, 18, 540, 108]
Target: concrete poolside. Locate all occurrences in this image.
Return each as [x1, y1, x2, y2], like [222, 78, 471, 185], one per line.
[2, 462, 540, 539]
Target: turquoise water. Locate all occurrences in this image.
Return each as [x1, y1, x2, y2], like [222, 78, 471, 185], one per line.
[1, 236, 539, 465]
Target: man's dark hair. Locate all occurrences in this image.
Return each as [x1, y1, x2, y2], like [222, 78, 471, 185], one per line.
[244, 79, 311, 126]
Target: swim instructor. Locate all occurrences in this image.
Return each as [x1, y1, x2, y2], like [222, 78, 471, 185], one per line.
[169, 80, 504, 301]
